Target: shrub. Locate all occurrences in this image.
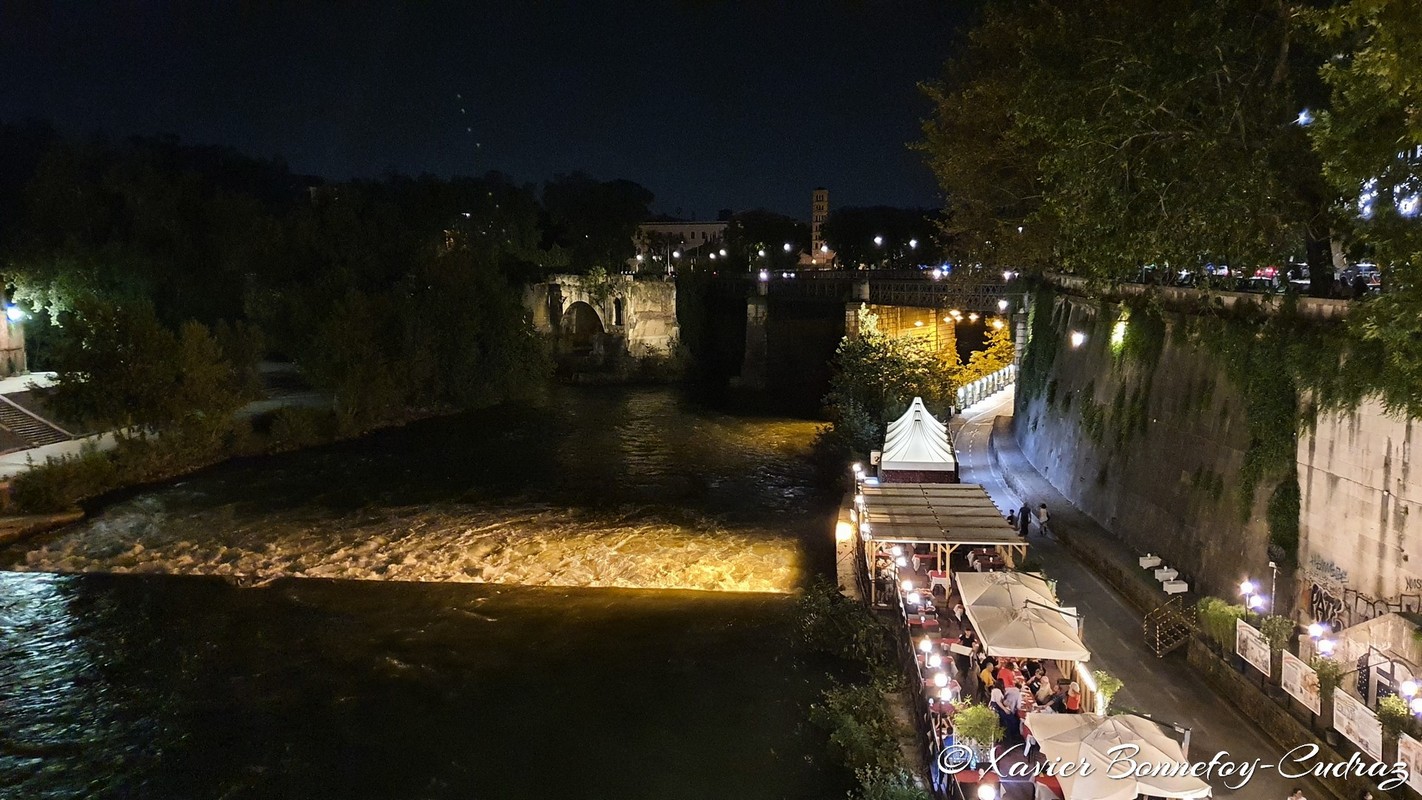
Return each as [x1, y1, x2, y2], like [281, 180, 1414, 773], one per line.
[1195, 596, 1246, 652]
[810, 684, 903, 774]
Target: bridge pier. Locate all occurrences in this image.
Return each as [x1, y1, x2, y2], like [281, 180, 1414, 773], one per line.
[739, 294, 769, 390]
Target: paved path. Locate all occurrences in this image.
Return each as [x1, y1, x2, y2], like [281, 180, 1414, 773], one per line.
[953, 387, 1322, 799]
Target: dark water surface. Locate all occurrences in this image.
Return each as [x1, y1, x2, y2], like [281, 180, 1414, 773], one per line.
[1, 388, 846, 798]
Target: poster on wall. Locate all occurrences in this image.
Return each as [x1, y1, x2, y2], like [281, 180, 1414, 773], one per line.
[1333, 689, 1383, 761]
[1399, 734, 1422, 795]
[1281, 651, 1322, 715]
[1235, 619, 1272, 677]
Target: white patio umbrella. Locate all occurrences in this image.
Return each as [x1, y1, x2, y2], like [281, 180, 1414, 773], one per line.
[1027, 713, 1212, 799]
[957, 572, 1088, 661]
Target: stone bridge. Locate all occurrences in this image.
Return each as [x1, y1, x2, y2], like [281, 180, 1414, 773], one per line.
[525, 274, 678, 360]
[729, 271, 1024, 390]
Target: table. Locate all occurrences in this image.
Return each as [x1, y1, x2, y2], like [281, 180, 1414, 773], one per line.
[906, 614, 941, 630]
[928, 570, 950, 592]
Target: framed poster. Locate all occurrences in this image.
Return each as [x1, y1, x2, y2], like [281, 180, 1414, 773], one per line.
[1399, 734, 1422, 795]
[1235, 618, 1271, 677]
[1333, 688, 1383, 761]
[1281, 651, 1321, 715]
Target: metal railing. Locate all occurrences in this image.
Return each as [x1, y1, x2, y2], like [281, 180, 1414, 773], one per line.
[955, 364, 1017, 409]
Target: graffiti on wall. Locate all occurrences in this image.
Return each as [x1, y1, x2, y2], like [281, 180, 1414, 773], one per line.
[1308, 582, 1422, 629]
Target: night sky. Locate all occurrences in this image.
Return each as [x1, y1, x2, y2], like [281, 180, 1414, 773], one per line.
[0, 2, 970, 219]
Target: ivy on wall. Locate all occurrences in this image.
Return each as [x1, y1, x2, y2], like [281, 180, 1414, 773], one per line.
[1020, 287, 1394, 565]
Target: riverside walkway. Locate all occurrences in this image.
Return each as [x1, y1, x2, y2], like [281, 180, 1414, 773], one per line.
[952, 387, 1324, 799]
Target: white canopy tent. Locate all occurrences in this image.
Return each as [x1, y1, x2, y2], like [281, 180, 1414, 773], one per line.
[1027, 713, 1212, 799]
[956, 571, 1090, 662]
[880, 397, 956, 477]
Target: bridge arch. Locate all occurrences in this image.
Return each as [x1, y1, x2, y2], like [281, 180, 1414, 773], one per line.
[561, 301, 605, 352]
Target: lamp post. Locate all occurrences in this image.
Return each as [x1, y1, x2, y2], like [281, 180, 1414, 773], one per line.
[1239, 579, 1264, 617]
[1268, 561, 1279, 614]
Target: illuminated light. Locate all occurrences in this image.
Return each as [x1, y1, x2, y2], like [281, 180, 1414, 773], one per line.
[919, 638, 933, 654]
[758, 270, 769, 282]
[909, 238, 918, 249]
[906, 593, 920, 606]
[1296, 108, 1314, 126]
[944, 317, 952, 323]
[835, 521, 852, 541]
[895, 556, 908, 567]
[1248, 595, 1264, 609]
[891, 545, 903, 557]
[968, 313, 979, 323]
[901, 579, 913, 592]
[931, 268, 943, 280]
[757, 249, 766, 257]
[855, 494, 865, 506]
[949, 309, 962, 319]
[719, 249, 727, 257]
[914, 320, 924, 327]
[1399, 192, 1421, 218]
[873, 235, 884, 246]
[709, 253, 717, 260]
[1403, 680, 1419, 697]
[1239, 580, 1256, 596]
[977, 782, 999, 800]
[1412, 697, 1422, 715]
[820, 244, 829, 253]
[635, 254, 644, 262]
[1069, 331, 1086, 348]
[1110, 318, 1128, 349]
[1003, 270, 1014, 281]
[1078, 666, 1097, 692]
[783, 242, 793, 252]
[1318, 639, 1335, 655]
[991, 319, 1005, 330]
[997, 299, 1008, 312]
[939, 687, 953, 701]
[852, 463, 863, 474]
[934, 672, 948, 688]
[1307, 622, 1324, 639]
[929, 653, 942, 668]
[5, 306, 23, 322]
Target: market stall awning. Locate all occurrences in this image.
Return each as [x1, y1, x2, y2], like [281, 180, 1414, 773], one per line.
[956, 571, 1089, 661]
[881, 397, 955, 473]
[859, 484, 1025, 549]
[1027, 713, 1212, 799]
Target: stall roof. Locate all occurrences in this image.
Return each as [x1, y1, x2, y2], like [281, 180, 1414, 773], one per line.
[860, 484, 1025, 547]
[881, 397, 955, 472]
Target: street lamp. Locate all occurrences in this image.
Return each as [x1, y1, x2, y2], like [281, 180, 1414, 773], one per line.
[1240, 579, 1264, 613]
[997, 299, 1009, 312]
[783, 242, 793, 253]
[873, 235, 884, 247]
[719, 248, 727, 257]
[757, 248, 766, 257]
[909, 238, 918, 249]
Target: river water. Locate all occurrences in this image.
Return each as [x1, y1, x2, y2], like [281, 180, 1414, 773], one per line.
[1, 388, 847, 799]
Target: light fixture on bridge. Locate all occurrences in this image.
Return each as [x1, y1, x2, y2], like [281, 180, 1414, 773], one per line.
[997, 299, 1009, 312]
[992, 319, 1005, 330]
[757, 249, 767, 257]
[1002, 270, 1014, 281]
[931, 269, 943, 280]
[873, 235, 884, 247]
[909, 238, 918, 249]
[914, 320, 924, 327]
[709, 253, 716, 260]
[672, 250, 681, 258]
[968, 313, 979, 323]
[783, 242, 793, 252]
[948, 309, 962, 321]
[758, 269, 769, 282]
[719, 248, 727, 257]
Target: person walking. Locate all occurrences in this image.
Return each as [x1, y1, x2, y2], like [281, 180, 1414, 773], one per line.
[1036, 503, 1050, 538]
[1018, 504, 1031, 538]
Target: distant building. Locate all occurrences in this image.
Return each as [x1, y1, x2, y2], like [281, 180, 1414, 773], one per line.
[801, 187, 836, 269]
[632, 218, 728, 269]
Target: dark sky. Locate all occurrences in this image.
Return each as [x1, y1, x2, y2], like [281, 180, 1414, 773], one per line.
[0, 2, 969, 219]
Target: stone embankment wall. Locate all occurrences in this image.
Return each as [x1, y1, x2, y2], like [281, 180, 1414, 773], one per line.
[1018, 289, 1422, 624]
[1015, 293, 1273, 601]
[1301, 399, 1422, 628]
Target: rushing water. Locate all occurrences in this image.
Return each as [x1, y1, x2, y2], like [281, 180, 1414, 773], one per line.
[1, 387, 846, 799]
[9, 388, 830, 592]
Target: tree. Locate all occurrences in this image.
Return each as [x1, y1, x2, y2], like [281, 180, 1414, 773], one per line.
[541, 173, 653, 271]
[822, 207, 944, 269]
[1310, 0, 1422, 414]
[920, 0, 1330, 281]
[826, 307, 950, 452]
[722, 209, 809, 271]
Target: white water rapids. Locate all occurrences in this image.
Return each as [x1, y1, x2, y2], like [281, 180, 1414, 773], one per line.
[12, 494, 804, 593]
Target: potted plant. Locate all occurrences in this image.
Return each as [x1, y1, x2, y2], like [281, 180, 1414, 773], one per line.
[1378, 694, 1410, 763]
[951, 702, 1004, 768]
[1313, 656, 1344, 741]
[1259, 615, 1295, 697]
[1092, 670, 1124, 714]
